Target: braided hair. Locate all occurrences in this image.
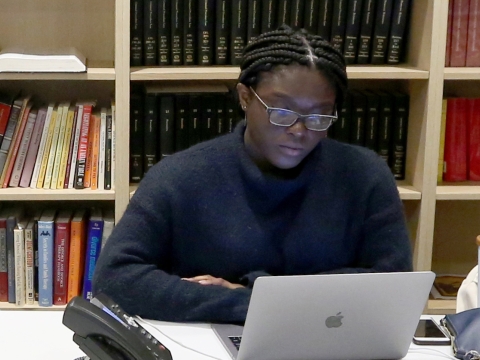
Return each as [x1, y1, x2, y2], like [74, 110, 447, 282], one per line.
[239, 25, 348, 107]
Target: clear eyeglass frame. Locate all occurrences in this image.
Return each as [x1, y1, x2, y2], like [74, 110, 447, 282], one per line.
[249, 87, 338, 132]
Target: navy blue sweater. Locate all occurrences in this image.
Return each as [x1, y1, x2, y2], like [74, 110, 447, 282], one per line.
[93, 123, 412, 323]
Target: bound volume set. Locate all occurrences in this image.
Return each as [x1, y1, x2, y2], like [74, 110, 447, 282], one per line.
[131, 0, 411, 66]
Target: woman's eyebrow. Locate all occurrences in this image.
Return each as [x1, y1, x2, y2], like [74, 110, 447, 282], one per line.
[268, 92, 334, 110]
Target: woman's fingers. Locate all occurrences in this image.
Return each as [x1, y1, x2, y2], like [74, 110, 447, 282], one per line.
[181, 275, 245, 289]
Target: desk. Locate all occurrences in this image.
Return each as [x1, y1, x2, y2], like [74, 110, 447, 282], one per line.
[0, 311, 455, 360]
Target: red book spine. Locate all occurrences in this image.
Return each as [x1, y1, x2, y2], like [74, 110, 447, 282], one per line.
[444, 98, 468, 181]
[446, 0, 454, 67]
[469, 98, 480, 180]
[450, 0, 470, 67]
[466, 0, 480, 66]
[53, 221, 71, 305]
[0, 103, 12, 140]
[74, 105, 93, 189]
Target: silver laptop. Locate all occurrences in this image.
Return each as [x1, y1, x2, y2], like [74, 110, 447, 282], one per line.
[212, 271, 435, 360]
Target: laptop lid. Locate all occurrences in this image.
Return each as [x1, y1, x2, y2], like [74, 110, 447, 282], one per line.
[213, 271, 435, 360]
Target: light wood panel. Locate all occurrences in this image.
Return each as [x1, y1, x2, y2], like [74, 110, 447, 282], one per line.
[0, 67, 115, 81]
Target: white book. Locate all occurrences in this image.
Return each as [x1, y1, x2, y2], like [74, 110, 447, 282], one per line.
[68, 104, 84, 189]
[111, 102, 115, 189]
[0, 47, 86, 73]
[98, 108, 107, 190]
[14, 222, 26, 307]
[43, 105, 63, 189]
[30, 104, 54, 188]
[50, 102, 70, 189]
[24, 220, 35, 305]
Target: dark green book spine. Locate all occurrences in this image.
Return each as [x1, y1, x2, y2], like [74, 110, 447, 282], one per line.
[159, 96, 175, 159]
[130, 92, 144, 182]
[371, 0, 394, 64]
[104, 112, 112, 190]
[304, 0, 320, 34]
[188, 95, 201, 147]
[386, 0, 410, 64]
[171, 0, 184, 65]
[290, 0, 305, 29]
[175, 95, 189, 152]
[334, 92, 352, 143]
[144, 94, 158, 174]
[261, 0, 277, 33]
[130, 0, 144, 66]
[357, 0, 377, 64]
[364, 90, 379, 152]
[318, 0, 333, 41]
[377, 91, 394, 164]
[247, 0, 262, 44]
[391, 92, 409, 179]
[331, 0, 348, 53]
[143, 0, 158, 65]
[183, 0, 196, 65]
[216, 94, 226, 137]
[350, 91, 367, 146]
[231, 0, 248, 65]
[343, 0, 364, 64]
[277, 0, 291, 27]
[198, 0, 215, 65]
[215, 0, 230, 65]
[158, 0, 171, 65]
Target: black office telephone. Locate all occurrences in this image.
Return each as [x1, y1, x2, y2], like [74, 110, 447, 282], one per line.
[63, 293, 173, 360]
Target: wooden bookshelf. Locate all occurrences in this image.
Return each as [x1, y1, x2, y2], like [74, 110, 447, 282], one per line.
[0, 302, 66, 310]
[0, 68, 116, 81]
[437, 184, 480, 200]
[444, 67, 480, 80]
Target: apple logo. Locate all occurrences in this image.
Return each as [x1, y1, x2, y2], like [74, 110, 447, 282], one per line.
[325, 312, 344, 328]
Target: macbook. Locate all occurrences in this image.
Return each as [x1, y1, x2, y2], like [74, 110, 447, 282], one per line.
[212, 271, 435, 360]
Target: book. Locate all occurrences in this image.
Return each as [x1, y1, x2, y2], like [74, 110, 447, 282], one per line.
[261, 0, 277, 34]
[131, 0, 144, 66]
[289, 0, 305, 29]
[67, 104, 85, 189]
[350, 91, 367, 146]
[89, 114, 101, 190]
[6, 206, 24, 303]
[74, 103, 94, 189]
[343, 0, 364, 64]
[30, 104, 54, 188]
[364, 90, 380, 152]
[83, 112, 96, 188]
[159, 96, 175, 159]
[438, 99, 448, 183]
[143, 0, 158, 66]
[100, 209, 115, 251]
[247, 0, 262, 43]
[444, 98, 468, 182]
[111, 101, 116, 189]
[386, 0, 411, 64]
[0, 208, 8, 302]
[371, 0, 394, 64]
[43, 104, 64, 189]
[318, 0, 334, 41]
[430, 274, 466, 300]
[158, 0, 171, 65]
[198, 0, 215, 65]
[19, 107, 47, 188]
[468, 98, 480, 181]
[144, 93, 158, 173]
[0, 92, 16, 148]
[82, 209, 104, 301]
[171, 0, 184, 65]
[57, 106, 76, 189]
[24, 219, 35, 305]
[450, 0, 469, 67]
[183, 0, 197, 65]
[53, 210, 72, 305]
[215, 0, 230, 65]
[175, 95, 189, 152]
[104, 109, 113, 190]
[98, 109, 107, 190]
[466, 0, 480, 66]
[391, 92, 410, 180]
[0, 47, 86, 73]
[331, 0, 348, 53]
[36, 105, 58, 188]
[357, 0, 377, 64]
[13, 220, 27, 306]
[377, 91, 394, 164]
[333, 92, 352, 143]
[67, 209, 87, 302]
[50, 103, 70, 189]
[38, 209, 56, 307]
[231, 0, 248, 65]
[445, 0, 454, 67]
[277, 0, 291, 27]
[130, 92, 144, 183]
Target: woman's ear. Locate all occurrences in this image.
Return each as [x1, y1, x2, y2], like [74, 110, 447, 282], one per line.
[236, 83, 251, 111]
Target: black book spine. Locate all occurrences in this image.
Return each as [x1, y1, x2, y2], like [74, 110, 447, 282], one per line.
[386, 0, 410, 64]
[391, 92, 409, 179]
[215, 0, 230, 65]
[198, 0, 215, 65]
[130, 93, 144, 182]
[261, 0, 277, 33]
[304, 0, 320, 34]
[330, 0, 348, 53]
[343, 0, 364, 65]
[201, 95, 216, 141]
[350, 91, 367, 146]
[188, 95, 201, 147]
[130, 0, 144, 66]
[104, 112, 112, 190]
[334, 92, 352, 143]
[364, 90, 379, 152]
[175, 95, 189, 152]
[247, 0, 262, 44]
[171, 0, 184, 65]
[183, 0, 197, 65]
[144, 94, 158, 175]
[160, 96, 175, 159]
[377, 91, 394, 164]
[216, 94, 226, 137]
[225, 95, 237, 134]
[318, 0, 334, 41]
[357, 0, 376, 64]
[277, 0, 291, 27]
[371, 0, 394, 64]
[144, 0, 158, 66]
[33, 220, 38, 301]
[158, 0, 171, 65]
[231, 0, 248, 65]
[290, 0, 305, 30]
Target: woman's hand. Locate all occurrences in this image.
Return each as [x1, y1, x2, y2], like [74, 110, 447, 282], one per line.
[182, 275, 245, 290]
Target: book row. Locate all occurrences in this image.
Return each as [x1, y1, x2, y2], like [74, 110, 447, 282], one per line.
[130, 90, 243, 182]
[131, 0, 411, 66]
[0, 93, 116, 190]
[0, 206, 114, 307]
[438, 98, 480, 182]
[329, 90, 409, 180]
[446, 0, 480, 67]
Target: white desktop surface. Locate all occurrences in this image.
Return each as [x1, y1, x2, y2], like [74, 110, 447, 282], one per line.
[0, 311, 455, 360]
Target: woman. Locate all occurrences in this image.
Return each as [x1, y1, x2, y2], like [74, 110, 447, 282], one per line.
[92, 26, 412, 324]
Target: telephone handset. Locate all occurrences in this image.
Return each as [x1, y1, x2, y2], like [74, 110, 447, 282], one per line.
[63, 293, 173, 360]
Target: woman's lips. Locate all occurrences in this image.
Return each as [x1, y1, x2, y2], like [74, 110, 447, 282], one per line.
[279, 145, 303, 157]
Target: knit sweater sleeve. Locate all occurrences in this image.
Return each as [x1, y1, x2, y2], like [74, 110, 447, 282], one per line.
[92, 163, 251, 324]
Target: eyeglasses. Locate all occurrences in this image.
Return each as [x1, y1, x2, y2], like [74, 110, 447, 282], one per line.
[249, 87, 337, 132]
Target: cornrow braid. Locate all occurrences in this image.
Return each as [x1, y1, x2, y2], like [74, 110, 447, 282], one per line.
[239, 25, 348, 107]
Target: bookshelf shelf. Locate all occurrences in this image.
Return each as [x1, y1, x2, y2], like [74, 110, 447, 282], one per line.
[0, 68, 115, 81]
[0, 188, 115, 201]
[346, 66, 429, 79]
[444, 67, 480, 80]
[0, 303, 66, 310]
[397, 184, 422, 200]
[427, 299, 456, 315]
[436, 185, 480, 200]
